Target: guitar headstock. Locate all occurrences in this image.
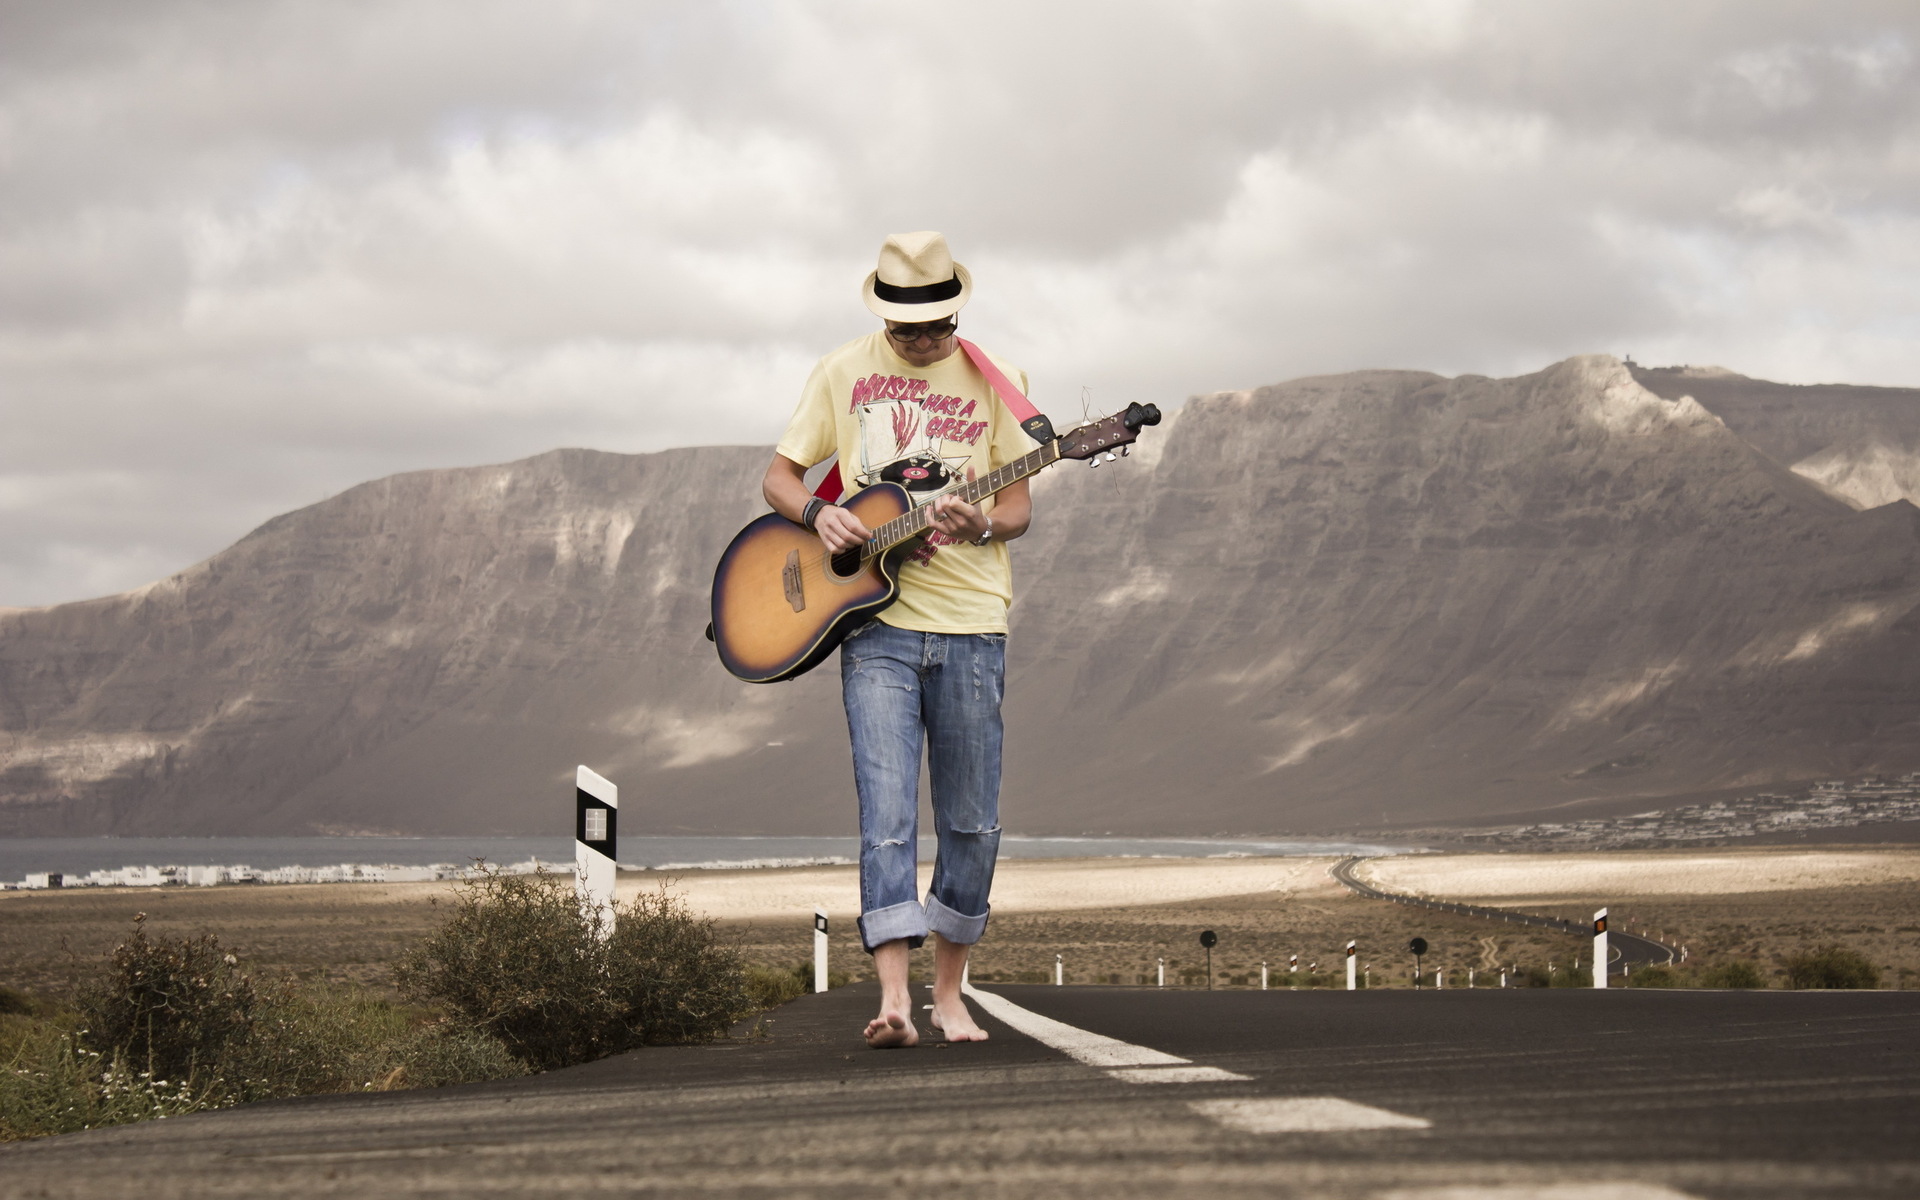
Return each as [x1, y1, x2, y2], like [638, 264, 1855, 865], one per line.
[1056, 402, 1163, 460]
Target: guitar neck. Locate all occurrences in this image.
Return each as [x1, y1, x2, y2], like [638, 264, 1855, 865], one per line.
[865, 440, 1062, 557]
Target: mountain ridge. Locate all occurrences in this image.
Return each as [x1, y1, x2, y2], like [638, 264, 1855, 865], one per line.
[4, 355, 1917, 837]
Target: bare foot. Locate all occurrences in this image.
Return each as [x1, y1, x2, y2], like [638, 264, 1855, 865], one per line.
[928, 996, 989, 1042]
[864, 1008, 919, 1049]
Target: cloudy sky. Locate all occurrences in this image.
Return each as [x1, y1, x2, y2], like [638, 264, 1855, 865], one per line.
[3, 1, 1916, 606]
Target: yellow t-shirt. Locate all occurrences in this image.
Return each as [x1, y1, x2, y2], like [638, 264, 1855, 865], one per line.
[775, 331, 1034, 634]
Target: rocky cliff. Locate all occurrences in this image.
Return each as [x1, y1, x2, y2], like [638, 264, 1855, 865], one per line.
[4, 356, 1917, 836]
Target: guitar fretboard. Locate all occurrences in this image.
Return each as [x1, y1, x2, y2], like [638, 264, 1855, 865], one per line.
[863, 440, 1063, 559]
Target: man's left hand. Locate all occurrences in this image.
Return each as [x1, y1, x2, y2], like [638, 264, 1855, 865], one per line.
[928, 494, 988, 543]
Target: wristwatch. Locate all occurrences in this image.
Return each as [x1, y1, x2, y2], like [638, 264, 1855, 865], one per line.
[974, 517, 994, 546]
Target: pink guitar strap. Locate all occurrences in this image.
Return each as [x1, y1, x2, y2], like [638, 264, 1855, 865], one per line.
[810, 337, 1054, 502]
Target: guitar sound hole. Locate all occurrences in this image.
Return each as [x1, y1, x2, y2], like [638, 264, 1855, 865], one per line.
[830, 547, 862, 579]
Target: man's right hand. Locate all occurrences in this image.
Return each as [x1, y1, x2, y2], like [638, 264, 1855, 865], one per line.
[814, 504, 871, 554]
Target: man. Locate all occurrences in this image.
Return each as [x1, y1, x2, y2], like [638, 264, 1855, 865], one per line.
[762, 231, 1033, 1048]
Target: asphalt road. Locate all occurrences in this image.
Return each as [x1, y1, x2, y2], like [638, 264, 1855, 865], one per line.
[3, 984, 1915, 1199]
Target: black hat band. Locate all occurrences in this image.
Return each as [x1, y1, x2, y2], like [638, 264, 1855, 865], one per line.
[873, 276, 962, 304]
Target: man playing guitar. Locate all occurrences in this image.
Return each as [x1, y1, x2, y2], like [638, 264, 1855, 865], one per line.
[761, 231, 1031, 1047]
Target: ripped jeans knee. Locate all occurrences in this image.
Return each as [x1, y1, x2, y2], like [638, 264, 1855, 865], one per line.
[841, 624, 1007, 952]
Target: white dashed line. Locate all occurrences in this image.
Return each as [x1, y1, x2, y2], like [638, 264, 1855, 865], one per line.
[958, 986, 1439, 1135]
[1191, 1097, 1432, 1133]
[960, 983, 1250, 1081]
[1376, 1186, 1701, 1199]
[1109, 1065, 1250, 1085]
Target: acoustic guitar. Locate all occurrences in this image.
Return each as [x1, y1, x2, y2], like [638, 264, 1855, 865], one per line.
[710, 402, 1162, 682]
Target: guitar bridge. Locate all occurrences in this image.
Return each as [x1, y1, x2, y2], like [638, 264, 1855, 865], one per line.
[783, 550, 806, 612]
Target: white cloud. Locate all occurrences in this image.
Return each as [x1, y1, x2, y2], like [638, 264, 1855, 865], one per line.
[3, 1, 1919, 605]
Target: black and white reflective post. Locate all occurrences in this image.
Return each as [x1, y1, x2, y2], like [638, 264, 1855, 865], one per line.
[575, 765, 617, 938]
[1346, 940, 1357, 991]
[1055, 953, 1063, 986]
[1593, 908, 1609, 989]
[1157, 957, 1165, 988]
[1260, 961, 1269, 991]
[1200, 930, 1218, 990]
[813, 908, 829, 993]
[1289, 953, 1298, 984]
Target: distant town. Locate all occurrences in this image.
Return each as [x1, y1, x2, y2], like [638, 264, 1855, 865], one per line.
[1431, 775, 1920, 850]
[12, 857, 561, 891]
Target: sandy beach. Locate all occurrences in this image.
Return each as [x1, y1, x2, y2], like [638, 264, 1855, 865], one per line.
[1358, 849, 1920, 904]
[623, 855, 1336, 924]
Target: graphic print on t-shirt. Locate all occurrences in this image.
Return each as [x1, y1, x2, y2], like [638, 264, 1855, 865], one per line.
[849, 372, 987, 493]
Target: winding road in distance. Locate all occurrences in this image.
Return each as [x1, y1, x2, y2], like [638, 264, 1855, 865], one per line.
[1330, 855, 1679, 973]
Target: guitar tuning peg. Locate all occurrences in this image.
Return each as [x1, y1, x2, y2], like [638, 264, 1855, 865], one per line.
[1119, 446, 1129, 457]
[1088, 456, 1101, 468]
[1104, 452, 1118, 462]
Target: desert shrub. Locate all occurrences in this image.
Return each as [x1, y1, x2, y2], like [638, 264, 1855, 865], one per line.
[1784, 945, 1880, 990]
[1697, 960, 1766, 989]
[745, 964, 810, 1011]
[0, 986, 40, 1018]
[397, 869, 750, 1071]
[1, 1023, 213, 1140]
[230, 983, 519, 1100]
[3, 924, 523, 1144]
[1627, 965, 1680, 988]
[613, 887, 750, 1045]
[396, 869, 630, 1070]
[75, 914, 256, 1084]
[1517, 965, 1552, 988]
[387, 1021, 526, 1089]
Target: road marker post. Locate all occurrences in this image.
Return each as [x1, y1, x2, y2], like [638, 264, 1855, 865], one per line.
[1261, 961, 1268, 990]
[1434, 965, 1444, 989]
[574, 766, 618, 939]
[1055, 954, 1063, 986]
[1157, 957, 1165, 988]
[1468, 968, 1475, 988]
[813, 908, 829, 992]
[1346, 941, 1357, 990]
[1593, 908, 1608, 989]
[1289, 953, 1298, 986]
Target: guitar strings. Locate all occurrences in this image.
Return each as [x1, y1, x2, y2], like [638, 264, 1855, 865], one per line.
[782, 443, 1058, 587]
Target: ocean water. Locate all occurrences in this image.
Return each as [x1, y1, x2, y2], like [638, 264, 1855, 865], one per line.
[0, 834, 1414, 885]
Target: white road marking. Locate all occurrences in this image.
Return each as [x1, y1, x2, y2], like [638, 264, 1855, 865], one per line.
[1378, 1187, 1700, 1199]
[1110, 1066, 1249, 1085]
[1192, 1097, 1432, 1133]
[961, 983, 1250, 1081]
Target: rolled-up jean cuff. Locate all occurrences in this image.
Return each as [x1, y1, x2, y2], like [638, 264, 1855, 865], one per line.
[925, 894, 990, 945]
[858, 900, 929, 953]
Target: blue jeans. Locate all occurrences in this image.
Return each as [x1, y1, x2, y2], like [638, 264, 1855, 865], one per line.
[840, 621, 1005, 953]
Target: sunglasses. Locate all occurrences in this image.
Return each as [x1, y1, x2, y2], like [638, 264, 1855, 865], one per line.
[887, 318, 958, 343]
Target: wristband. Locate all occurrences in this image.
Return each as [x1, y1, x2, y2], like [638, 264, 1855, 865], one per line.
[802, 497, 828, 532]
[974, 516, 994, 546]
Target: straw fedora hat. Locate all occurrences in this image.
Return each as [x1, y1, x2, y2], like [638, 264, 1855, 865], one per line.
[862, 231, 972, 322]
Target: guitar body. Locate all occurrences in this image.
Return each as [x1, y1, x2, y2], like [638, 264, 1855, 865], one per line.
[710, 482, 915, 683]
